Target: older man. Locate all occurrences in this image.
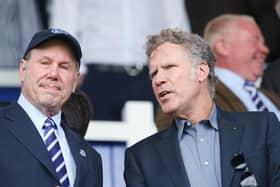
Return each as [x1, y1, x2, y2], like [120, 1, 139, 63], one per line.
[0, 28, 102, 187]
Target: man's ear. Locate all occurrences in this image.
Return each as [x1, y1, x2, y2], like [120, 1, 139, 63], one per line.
[213, 39, 229, 57]
[19, 59, 27, 82]
[197, 62, 210, 82]
[72, 72, 80, 92]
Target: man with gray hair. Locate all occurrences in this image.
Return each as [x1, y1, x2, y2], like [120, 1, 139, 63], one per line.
[261, 0, 280, 97]
[155, 14, 280, 131]
[124, 28, 280, 187]
[204, 14, 280, 119]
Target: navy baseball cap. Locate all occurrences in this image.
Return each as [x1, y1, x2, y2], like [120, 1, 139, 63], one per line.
[23, 28, 82, 65]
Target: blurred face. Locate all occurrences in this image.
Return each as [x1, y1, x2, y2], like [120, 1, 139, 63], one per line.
[276, 0, 280, 18]
[225, 19, 269, 81]
[20, 40, 80, 116]
[149, 42, 200, 115]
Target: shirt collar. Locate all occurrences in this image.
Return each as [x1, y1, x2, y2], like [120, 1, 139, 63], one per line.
[17, 94, 61, 131]
[215, 67, 247, 88]
[176, 104, 218, 140]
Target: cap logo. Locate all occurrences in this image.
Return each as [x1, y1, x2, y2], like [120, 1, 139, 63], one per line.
[50, 28, 69, 35]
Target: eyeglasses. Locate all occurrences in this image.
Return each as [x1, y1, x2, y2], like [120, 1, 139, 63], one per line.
[231, 152, 258, 187]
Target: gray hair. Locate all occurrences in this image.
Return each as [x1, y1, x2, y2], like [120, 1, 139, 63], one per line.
[145, 28, 216, 98]
[203, 14, 256, 48]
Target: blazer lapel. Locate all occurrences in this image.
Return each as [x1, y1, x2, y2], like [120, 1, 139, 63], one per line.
[155, 124, 191, 187]
[62, 124, 89, 187]
[217, 109, 244, 187]
[4, 104, 57, 179]
[215, 79, 248, 112]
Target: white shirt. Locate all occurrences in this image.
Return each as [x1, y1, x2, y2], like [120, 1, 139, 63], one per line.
[215, 68, 280, 120]
[17, 94, 76, 187]
[49, 0, 191, 66]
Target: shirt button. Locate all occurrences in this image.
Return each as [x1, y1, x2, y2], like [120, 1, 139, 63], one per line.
[199, 138, 204, 142]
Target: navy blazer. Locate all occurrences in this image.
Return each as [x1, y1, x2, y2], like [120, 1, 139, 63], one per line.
[125, 108, 280, 187]
[0, 103, 102, 187]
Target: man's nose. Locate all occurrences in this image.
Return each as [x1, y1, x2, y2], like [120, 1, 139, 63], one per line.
[153, 70, 167, 86]
[259, 43, 269, 56]
[47, 65, 59, 79]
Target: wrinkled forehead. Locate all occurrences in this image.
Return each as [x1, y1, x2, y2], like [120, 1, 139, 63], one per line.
[31, 38, 79, 65]
[150, 42, 188, 58]
[237, 19, 263, 35]
[31, 39, 78, 62]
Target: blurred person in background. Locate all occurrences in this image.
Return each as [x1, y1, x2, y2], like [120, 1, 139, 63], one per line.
[205, 14, 280, 118]
[63, 89, 93, 137]
[261, 0, 280, 97]
[0, 0, 47, 68]
[184, 0, 280, 62]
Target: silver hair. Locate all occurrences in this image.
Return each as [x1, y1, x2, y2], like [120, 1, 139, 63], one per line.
[145, 28, 216, 98]
[203, 14, 256, 48]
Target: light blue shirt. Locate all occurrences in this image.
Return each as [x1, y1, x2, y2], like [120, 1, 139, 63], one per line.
[176, 104, 221, 187]
[18, 94, 76, 187]
[215, 67, 280, 120]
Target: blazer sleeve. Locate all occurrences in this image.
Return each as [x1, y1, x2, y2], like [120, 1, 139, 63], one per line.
[124, 148, 146, 187]
[94, 152, 103, 187]
[267, 112, 280, 186]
